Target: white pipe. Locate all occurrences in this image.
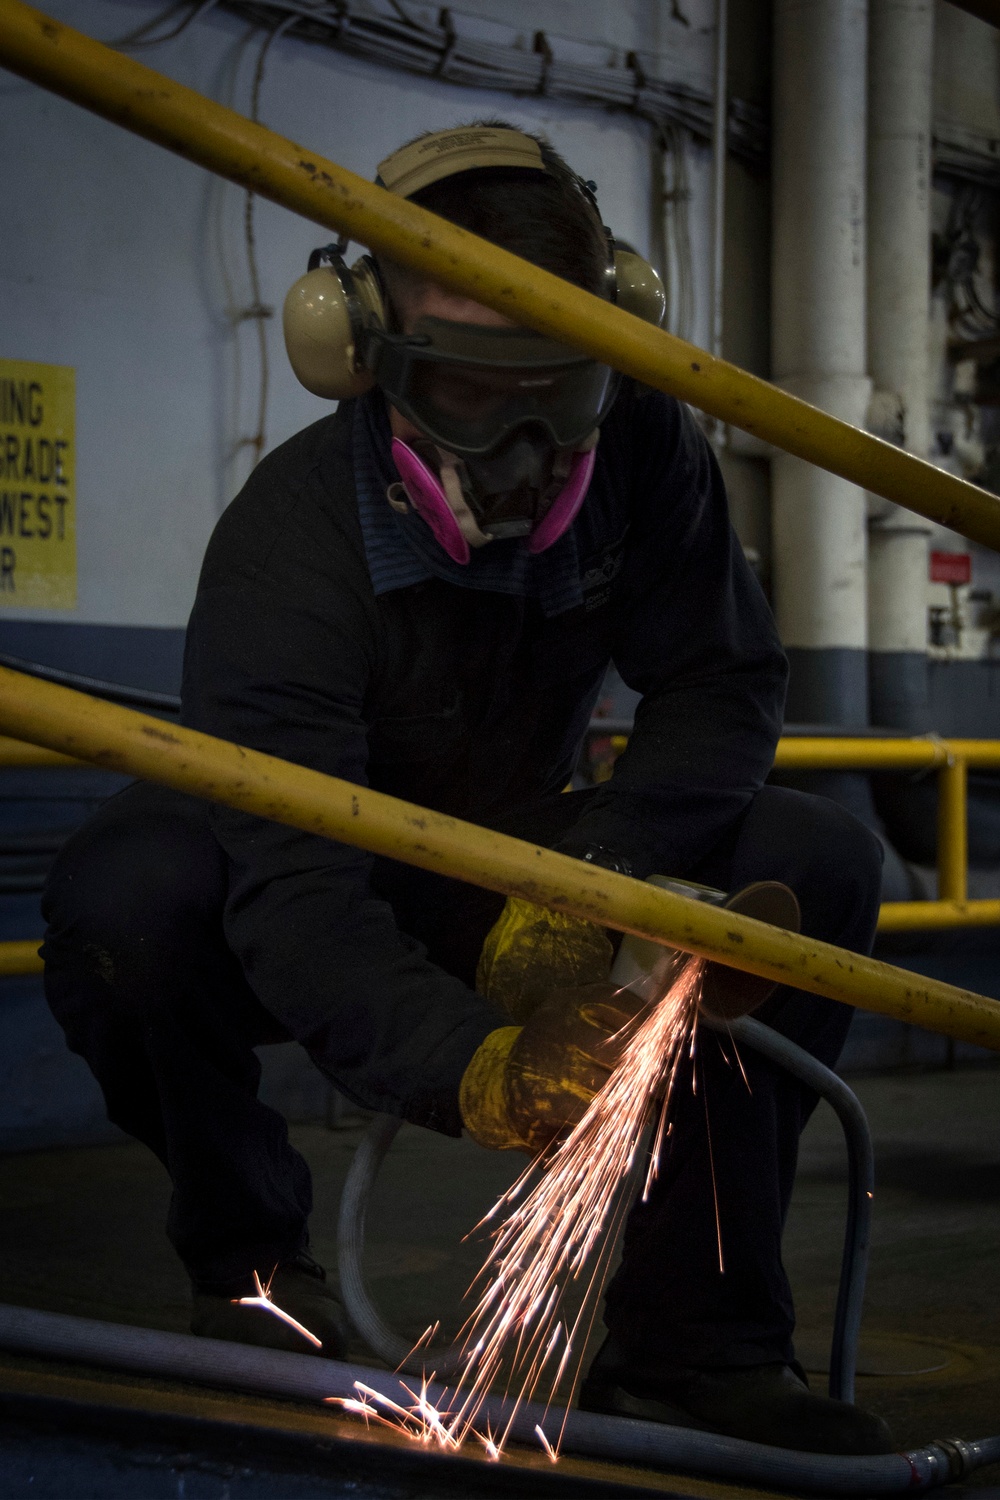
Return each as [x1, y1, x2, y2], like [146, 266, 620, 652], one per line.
[771, 0, 871, 718]
[869, 522, 932, 652]
[866, 0, 933, 668]
[711, 0, 728, 364]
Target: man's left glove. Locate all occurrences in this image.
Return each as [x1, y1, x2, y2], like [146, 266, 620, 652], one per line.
[459, 980, 642, 1155]
[477, 897, 615, 1024]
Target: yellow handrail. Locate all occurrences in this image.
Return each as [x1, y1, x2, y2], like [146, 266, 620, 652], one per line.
[3, 2, 1000, 551]
[0, 735, 84, 769]
[0, 941, 43, 977]
[1, 730, 997, 940]
[0, 666, 997, 1050]
[772, 735, 985, 932]
[772, 737, 1000, 771]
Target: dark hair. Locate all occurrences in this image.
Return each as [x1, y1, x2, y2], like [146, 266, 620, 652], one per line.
[377, 120, 610, 314]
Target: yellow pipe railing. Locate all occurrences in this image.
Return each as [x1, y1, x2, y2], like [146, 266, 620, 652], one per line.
[0, 7, 998, 1002]
[772, 737, 1000, 772]
[0, 666, 998, 1050]
[0, 941, 43, 977]
[0, 735, 84, 770]
[1, 730, 997, 968]
[4, 1, 1000, 551]
[936, 757, 968, 905]
[771, 736, 995, 932]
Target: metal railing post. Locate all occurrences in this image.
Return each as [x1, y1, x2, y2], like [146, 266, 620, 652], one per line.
[0, 941, 43, 976]
[937, 754, 969, 905]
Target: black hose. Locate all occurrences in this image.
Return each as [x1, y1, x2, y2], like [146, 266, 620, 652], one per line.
[0, 1305, 995, 1491]
[0, 652, 180, 714]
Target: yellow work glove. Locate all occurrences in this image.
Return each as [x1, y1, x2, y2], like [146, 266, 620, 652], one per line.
[476, 897, 615, 1025]
[459, 981, 642, 1154]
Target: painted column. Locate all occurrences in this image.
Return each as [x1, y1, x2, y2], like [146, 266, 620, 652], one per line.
[867, 0, 933, 731]
[772, 0, 871, 725]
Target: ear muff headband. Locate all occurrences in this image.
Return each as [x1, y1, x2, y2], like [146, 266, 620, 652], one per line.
[376, 126, 547, 197]
[282, 126, 666, 400]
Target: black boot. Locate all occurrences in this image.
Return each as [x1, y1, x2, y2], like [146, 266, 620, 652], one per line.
[191, 1250, 348, 1359]
[579, 1339, 894, 1455]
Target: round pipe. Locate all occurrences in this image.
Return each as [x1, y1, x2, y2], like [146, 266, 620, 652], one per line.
[878, 898, 1000, 930]
[867, 0, 934, 465]
[867, 0, 933, 726]
[773, 737, 1000, 770]
[0, 666, 998, 1048]
[0, 1304, 995, 1490]
[710, 0, 728, 365]
[0, 939, 43, 976]
[771, 0, 871, 724]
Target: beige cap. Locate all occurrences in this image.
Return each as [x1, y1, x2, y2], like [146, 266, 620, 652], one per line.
[377, 126, 546, 199]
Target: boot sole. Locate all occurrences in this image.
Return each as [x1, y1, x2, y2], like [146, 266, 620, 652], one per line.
[578, 1381, 716, 1432]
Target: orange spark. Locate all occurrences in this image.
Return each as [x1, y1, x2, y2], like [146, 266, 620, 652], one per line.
[332, 954, 705, 1465]
[233, 1268, 323, 1349]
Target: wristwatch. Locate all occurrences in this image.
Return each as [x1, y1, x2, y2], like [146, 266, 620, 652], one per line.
[563, 843, 635, 879]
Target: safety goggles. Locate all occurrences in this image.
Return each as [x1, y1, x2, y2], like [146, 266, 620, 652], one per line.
[365, 317, 620, 457]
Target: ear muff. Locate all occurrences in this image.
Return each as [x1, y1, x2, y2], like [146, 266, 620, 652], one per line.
[282, 249, 386, 400]
[614, 247, 667, 328]
[283, 130, 669, 402]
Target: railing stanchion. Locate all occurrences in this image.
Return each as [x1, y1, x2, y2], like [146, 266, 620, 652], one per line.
[937, 755, 968, 905]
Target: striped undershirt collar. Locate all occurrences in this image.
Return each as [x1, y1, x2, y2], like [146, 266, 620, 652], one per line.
[351, 393, 584, 617]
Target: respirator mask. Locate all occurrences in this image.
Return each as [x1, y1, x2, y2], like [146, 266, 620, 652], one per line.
[280, 125, 667, 562]
[369, 316, 617, 563]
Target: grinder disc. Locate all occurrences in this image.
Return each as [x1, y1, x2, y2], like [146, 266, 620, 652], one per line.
[699, 880, 802, 1022]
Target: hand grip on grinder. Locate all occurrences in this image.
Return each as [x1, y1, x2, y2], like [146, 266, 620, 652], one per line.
[610, 878, 801, 1023]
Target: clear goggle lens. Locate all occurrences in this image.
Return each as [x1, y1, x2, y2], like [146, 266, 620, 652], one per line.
[368, 317, 618, 456]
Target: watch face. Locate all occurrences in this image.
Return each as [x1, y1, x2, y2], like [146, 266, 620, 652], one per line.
[580, 846, 633, 878]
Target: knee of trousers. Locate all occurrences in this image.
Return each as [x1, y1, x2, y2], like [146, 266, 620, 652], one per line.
[42, 786, 228, 1010]
[797, 793, 884, 905]
[779, 792, 881, 930]
[741, 786, 885, 939]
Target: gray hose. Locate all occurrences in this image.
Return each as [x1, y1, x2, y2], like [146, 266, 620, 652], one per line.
[724, 1015, 875, 1404]
[339, 1020, 874, 1402]
[336, 1111, 465, 1376]
[0, 1304, 995, 1492]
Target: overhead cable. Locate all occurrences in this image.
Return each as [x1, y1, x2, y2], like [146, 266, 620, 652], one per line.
[219, 0, 769, 169]
[126, 3, 999, 194]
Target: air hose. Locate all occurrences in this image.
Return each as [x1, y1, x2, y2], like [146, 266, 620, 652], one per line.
[721, 1015, 875, 1406]
[336, 1110, 460, 1376]
[0, 1303, 996, 1492]
[337, 1018, 874, 1400]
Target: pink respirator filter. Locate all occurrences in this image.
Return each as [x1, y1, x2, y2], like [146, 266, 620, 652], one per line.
[390, 439, 596, 566]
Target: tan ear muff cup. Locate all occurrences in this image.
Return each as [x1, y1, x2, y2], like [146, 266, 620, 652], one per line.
[282, 255, 386, 401]
[699, 881, 803, 1023]
[283, 241, 666, 400]
[614, 248, 667, 328]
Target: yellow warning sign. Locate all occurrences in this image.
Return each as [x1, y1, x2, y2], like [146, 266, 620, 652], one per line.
[0, 359, 76, 609]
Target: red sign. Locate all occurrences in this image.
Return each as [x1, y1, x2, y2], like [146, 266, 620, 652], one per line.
[930, 551, 972, 585]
